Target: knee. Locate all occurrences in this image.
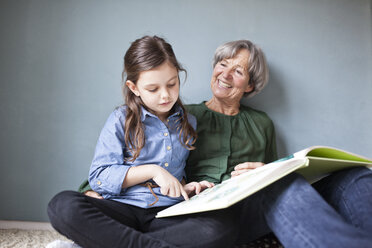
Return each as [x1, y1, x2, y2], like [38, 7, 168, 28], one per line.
[322, 167, 372, 193]
[339, 167, 372, 196]
[48, 190, 80, 211]
[337, 167, 372, 183]
[48, 190, 84, 226]
[266, 173, 308, 195]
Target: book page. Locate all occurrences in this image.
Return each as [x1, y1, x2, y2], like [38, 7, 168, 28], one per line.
[156, 157, 308, 218]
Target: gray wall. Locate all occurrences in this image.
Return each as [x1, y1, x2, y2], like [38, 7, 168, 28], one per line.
[1, 0, 371, 222]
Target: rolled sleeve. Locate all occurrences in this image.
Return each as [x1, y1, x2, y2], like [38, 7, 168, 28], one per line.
[90, 164, 130, 195]
[88, 109, 130, 195]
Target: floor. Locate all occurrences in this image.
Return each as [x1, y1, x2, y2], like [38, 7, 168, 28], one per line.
[0, 220, 69, 248]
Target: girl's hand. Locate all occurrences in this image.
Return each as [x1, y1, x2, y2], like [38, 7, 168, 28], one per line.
[183, 181, 215, 196]
[84, 190, 103, 199]
[152, 167, 189, 200]
[231, 162, 264, 178]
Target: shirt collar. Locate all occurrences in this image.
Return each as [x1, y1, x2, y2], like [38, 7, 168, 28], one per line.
[140, 104, 184, 122]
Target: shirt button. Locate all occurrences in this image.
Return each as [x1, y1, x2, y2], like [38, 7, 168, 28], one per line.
[167, 119, 170, 122]
[165, 162, 169, 167]
[164, 132, 168, 137]
[97, 180, 102, 186]
[167, 146, 171, 151]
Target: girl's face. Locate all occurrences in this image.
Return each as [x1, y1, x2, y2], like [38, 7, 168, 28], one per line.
[210, 49, 254, 103]
[126, 61, 180, 122]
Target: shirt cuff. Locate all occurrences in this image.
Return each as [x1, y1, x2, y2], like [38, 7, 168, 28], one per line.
[89, 165, 130, 195]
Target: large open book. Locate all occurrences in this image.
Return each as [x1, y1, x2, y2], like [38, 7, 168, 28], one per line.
[156, 146, 372, 218]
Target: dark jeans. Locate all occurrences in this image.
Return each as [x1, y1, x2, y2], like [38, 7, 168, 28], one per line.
[235, 167, 372, 248]
[48, 191, 237, 248]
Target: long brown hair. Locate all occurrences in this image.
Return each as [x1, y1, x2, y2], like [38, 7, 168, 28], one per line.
[122, 35, 197, 161]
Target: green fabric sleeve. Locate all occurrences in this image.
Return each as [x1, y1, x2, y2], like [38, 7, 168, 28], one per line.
[264, 118, 278, 163]
[78, 179, 92, 193]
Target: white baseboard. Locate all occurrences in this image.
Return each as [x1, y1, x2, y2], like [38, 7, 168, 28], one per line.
[0, 220, 54, 230]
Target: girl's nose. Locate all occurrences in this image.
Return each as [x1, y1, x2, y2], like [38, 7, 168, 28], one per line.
[161, 88, 170, 99]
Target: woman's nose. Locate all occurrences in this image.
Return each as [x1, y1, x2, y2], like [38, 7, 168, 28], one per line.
[222, 68, 232, 79]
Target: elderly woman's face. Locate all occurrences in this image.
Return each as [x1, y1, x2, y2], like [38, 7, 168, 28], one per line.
[210, 49, 253, 102]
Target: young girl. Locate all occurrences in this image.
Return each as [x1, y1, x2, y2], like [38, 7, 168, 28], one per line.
[48, 36, 237, 248]
[88, 35, 201, 208]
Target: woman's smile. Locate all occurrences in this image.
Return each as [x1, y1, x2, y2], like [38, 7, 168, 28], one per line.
[217, 79, 232, 89]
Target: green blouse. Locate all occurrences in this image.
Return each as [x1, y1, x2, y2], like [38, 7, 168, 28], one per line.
[78, 102, 277, 192]
[185, 102, 278, 184]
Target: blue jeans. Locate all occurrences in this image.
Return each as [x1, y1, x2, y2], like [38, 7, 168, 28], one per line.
[235, 167, 372, 248]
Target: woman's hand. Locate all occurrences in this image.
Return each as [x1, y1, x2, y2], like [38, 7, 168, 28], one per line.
[183, 181, 215, 197]
[231, 162, 264, 178]
[84, 190, 103, 199]
[152, 167, 189, 200]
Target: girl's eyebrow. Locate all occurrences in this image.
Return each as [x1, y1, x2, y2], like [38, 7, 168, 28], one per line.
[166, 75, 178, 82]
[144, 75, 178, 87]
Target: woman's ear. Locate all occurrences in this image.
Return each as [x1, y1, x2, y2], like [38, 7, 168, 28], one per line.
[244, 83, 254, 93]
[126, 80, 140, 96]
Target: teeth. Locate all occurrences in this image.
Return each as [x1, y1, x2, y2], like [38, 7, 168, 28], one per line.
[218, 80, 232, 88]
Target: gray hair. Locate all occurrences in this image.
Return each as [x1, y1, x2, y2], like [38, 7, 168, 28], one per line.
[212, 40, 269, 98]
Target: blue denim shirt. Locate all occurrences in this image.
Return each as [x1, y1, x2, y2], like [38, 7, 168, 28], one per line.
[89, 105, 196, 208]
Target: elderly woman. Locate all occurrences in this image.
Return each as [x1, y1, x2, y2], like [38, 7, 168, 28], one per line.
[186, 40, 372, 247]
[71, 39, 372, 248]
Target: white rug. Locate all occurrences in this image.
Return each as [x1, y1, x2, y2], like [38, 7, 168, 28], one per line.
[0, 229, 70, 248]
